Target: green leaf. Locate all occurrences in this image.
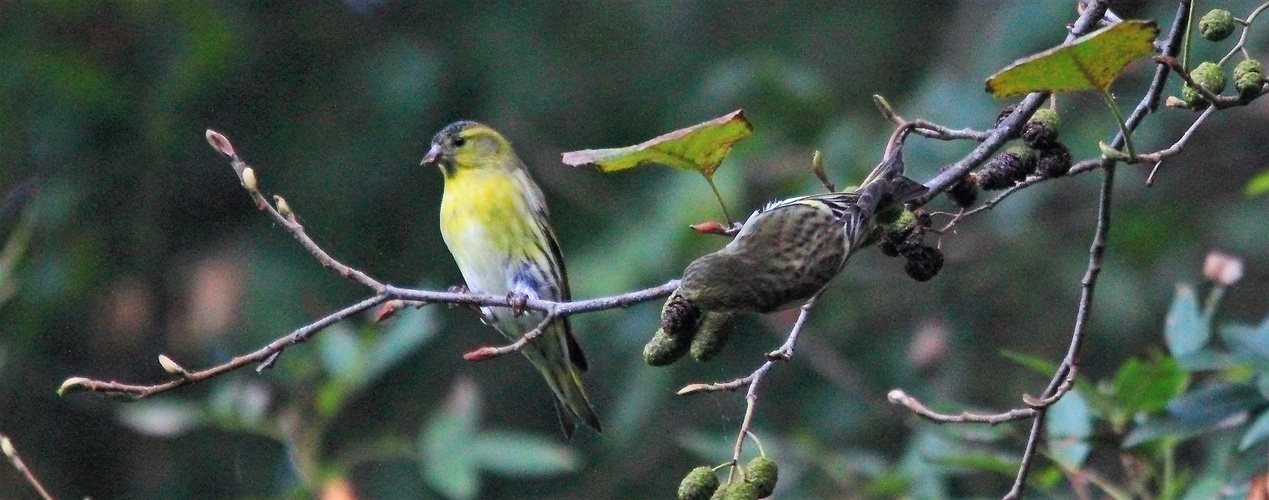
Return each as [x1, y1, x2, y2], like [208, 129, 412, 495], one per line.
[1220, 322, 1269, 366]
[1124, 383, 1261, 447]
[1239, 410, 1269, 451]
[1164, 285, 1208, 357]
[1174, 347, 1237, 371]
[1246, 169, 1269, 197]
[1046, 389, 1091, 469]
[561, 110, 752, 177]
[419, 378, 482, 500]
[1112, 355, 1189, 414]
[472, 430, 579, 478]
[985, 20, 1159, 97]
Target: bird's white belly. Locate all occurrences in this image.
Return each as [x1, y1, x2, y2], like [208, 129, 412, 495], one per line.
[449, 223, 516, 296]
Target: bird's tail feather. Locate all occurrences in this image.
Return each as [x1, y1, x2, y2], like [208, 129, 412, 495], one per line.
[521, 321, 603, 438]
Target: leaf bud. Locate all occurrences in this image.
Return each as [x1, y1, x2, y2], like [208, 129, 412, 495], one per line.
[241, 167, 258, 191]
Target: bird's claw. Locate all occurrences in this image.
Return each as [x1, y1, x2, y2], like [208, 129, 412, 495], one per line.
[506, 292, 529, 317]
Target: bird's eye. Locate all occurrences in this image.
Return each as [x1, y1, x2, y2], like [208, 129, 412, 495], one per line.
[452, 137, 466, 147]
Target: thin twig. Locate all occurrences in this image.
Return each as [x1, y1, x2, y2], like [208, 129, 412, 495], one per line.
[462, 313, 556, 361]
[61, 295, 389, 399]
[1144, 106, 1216, 185]
[1218, 1, 1269, 66]
[1154, 55, 1266, 109]
[675, 295, 821, 481]
[937, 0, 1196, 232]
[1006, 154, 1118, 500]
[886, 390, 1036, 424]
[1, 434, 56, 500]
[874, 99, 990, 143]
[62, 131, 683, 400]
[205, 130, 386, 292]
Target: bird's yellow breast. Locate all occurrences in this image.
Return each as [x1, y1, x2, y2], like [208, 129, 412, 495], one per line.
[439, 169, 539, 294]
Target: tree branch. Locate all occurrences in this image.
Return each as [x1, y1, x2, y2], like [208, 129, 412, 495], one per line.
[1, 433, 56, 500]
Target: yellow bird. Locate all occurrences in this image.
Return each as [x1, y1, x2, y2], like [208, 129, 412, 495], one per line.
[422, 121, 601, 437]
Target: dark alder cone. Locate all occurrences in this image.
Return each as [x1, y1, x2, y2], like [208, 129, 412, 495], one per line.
[1022, 108, 1060, 149]
[878, 237, 900, 257]
[881, 224, 926, 258]
[914, 208, 932, 228]
[974, 145, 1035, 190]
[994, 103, 1019, 135]
[902, 245, 944, 282]
[660, 290, 702, 337]
[939, 165, 978, 208]
[1035, 142, 1073, 178]
[745, 456, 779, 498]
[678, 466, 720, 500]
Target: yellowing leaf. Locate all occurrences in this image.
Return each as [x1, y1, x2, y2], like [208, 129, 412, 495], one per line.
[561, 110, 752, 177]
[985, 20, 1159, 98]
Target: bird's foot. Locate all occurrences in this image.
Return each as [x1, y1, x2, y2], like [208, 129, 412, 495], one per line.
[506, 292, 530, 317]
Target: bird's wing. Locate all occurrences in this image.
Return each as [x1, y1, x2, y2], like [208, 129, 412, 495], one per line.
[514, 167, 588, 372]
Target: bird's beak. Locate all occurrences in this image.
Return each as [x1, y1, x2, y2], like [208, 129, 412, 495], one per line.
[420, 144, 442, 166]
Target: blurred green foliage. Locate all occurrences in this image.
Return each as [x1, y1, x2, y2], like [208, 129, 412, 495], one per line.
[2, 1, 1269, 498]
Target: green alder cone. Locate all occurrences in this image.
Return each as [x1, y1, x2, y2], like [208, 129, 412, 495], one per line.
[1192, 61, 1228, 93]
[644, 328, 691, 366]
[1233, 59, 1264, 82]
[1199, 9, 1236, 41]
[690, 312, 736, 362]
[1236, 70, 1265, 99]
[678, 466, 721, 500]
[1182, 62, 1227, 108]
[711, 481, 760, 500]
[745, 456, 779, 498]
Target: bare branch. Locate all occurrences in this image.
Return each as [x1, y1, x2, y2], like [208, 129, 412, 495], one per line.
[886, 390, 1036, 424]
[61, 294, 389, 399]
[1, 433, 56, 500]
[1218, 2, 1269, 66]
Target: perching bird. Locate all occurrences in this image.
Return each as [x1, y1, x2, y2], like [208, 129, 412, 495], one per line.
[422, 121, 601, 437]
[678, 151, 927, 313]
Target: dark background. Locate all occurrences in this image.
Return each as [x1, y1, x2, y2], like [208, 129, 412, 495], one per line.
[1, 1, 1267, 498]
